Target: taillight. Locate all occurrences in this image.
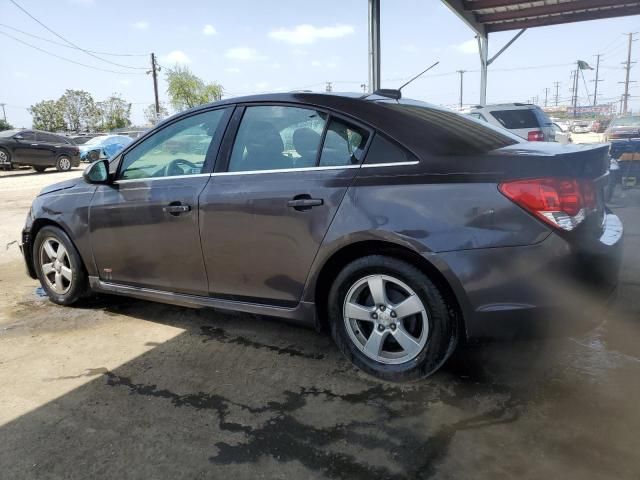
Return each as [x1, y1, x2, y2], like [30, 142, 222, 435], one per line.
[527, 130, 545, 141]
[499, 178, 597, 231]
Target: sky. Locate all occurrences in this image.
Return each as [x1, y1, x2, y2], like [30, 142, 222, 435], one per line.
[1, 0, 639, 128]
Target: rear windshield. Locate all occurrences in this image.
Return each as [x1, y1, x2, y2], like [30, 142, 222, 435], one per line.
[385, 100, 521, 154]
[611, 116, 640, 127]
[490, 109, 539, 129]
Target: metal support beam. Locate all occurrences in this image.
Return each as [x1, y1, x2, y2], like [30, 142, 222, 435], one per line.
[368, 0, 381, 93]
[487, 29, 526, 66]
[478, 35, 489, 106]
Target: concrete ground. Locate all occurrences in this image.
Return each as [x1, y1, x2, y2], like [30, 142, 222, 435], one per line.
[0, 166, 639, 480]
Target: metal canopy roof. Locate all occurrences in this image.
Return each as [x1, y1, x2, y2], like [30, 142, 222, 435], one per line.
[443, 0, 640, 34]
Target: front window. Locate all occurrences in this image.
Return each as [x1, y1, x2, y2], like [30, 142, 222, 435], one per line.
[118, 108, 227, 180]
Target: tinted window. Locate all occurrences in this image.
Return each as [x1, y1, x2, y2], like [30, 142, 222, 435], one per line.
[319, 118, 369, 167]
[490, 109, 539, 129]
[17, 131, 36, 141]
[364, 134, 416, 165]
[38, 133, 63, 143]
[119, 108, 227, 180]
[229, 106, 326, 172]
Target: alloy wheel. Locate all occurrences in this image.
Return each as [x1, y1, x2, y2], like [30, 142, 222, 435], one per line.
[39, 237, 73, 294]
[343, 274, 429, 365]
[58, 157, 71, 171]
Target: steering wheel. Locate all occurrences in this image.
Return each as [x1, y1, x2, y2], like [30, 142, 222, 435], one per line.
[165, 158, 198, 177]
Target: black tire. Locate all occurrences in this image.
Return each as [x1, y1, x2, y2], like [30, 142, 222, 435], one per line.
[56, 155, 72, 171]
[328, 255, 459, 381]
[33, 166, 47, 173]
[0, 148, 12, 170]
[33, 226, 88, 305]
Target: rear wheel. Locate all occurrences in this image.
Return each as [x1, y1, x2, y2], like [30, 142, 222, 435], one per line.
[33, 226, 87, 305]
[33, 166, 47, 173]
[0, 148, 12, 170]
[56, 155, 72, 171]
[328, 255, 458, 381]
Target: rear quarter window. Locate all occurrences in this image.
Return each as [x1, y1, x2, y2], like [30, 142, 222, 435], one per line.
[490, 109, 539, 129]
[364, 134, 416, 165]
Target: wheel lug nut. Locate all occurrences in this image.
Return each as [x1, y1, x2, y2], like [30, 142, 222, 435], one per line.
[379, 305, 386, 311]
[390, 311, 397, 318]
[371, 312, 378, 320]
[377, 324, 385, 332]
[390, 324, 396, 331]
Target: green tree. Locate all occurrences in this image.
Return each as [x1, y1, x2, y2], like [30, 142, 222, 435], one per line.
[28, 100, 65, 131]
[143, 103, 170, 125]
[0, 119, 13, 131]
[59, 89, 98, 132]
[98, 94, 132, 131]
[165, 66, 223, 112]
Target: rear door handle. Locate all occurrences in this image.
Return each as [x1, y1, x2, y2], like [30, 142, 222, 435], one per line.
[287, 195, 323, 211]
[163, 203, 191, 216]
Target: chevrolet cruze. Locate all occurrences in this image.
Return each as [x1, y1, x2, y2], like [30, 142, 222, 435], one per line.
[19, 92, 623, 380]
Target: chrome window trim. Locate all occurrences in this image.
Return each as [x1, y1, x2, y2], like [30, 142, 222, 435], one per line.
[114, 173, 211, 184]
[361, 161, 419, 168]
[210, 164, 361, 176]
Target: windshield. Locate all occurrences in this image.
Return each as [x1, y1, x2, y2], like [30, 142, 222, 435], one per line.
[611, 116, 640, 127]
[84, 136, 107, 145]
[0, 129, 21, 138]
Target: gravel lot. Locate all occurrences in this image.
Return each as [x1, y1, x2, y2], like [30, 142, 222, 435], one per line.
[1, 166, 639, 479]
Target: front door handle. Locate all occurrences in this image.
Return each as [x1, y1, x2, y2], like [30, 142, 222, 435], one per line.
[287, 195, 323, 211]
[163, 203, 191, 216]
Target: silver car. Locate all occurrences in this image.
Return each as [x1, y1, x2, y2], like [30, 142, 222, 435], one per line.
[467, 103, 556, 142]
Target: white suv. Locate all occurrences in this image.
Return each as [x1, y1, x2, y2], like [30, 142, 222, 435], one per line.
[467, 103, 555, 142]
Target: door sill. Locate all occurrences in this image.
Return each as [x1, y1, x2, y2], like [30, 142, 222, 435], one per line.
[88, 276, 316, 326]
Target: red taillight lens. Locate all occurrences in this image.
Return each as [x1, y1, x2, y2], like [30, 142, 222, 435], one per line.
[499, 178, 597, 231]
[527, 130, 545, 141]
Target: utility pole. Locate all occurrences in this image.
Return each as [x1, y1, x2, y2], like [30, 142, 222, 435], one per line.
[360, 83, 367, 93]
[148, 53, 161, 122]
[543, 88, 550, 107]
[571, 65, 579, 117]
[553, 81, 561, 106]
[620, 32, 637, 115]
[591, 53, 603, 106]
[457, 70, 466, 109]
[325, 81, 333, 92]
[0, 103, 6, 122]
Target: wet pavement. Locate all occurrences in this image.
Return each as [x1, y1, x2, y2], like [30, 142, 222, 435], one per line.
[0, 180, 639, 479]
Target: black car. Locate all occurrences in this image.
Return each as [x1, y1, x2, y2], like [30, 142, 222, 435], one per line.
[0, 129, 80, 172]
[19, 92, 623, 381]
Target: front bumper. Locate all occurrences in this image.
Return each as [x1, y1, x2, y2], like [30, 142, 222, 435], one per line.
[439, 213, 623, 340]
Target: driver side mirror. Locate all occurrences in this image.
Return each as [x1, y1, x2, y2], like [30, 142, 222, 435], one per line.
[14, 134, 23, 140]
[83, 159, 110, 184]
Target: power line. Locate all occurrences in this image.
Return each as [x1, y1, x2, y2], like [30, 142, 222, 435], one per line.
[0, 30, 145, 75]
[9, 0, 147, 70]
[0, 24, 148, 57]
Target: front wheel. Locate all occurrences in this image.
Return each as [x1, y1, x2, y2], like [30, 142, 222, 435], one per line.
[56, 155, 72, 171]
[328, 255, 458, 381]
[33, 226, 88, 305]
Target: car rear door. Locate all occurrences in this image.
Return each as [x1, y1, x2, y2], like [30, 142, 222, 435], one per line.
[37, 132, 64, 165]
[199, 104, 371, 306]
[89, 107, 231, 295]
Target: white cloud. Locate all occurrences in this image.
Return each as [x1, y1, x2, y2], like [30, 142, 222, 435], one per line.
[225, 67, 241, 73]
[456, 39, 477, 54]
[203, 24, 217, 35]
[131, 20, 149, 30]
[269, 24, 354, 45]
[162, 50, 191, 64]
[310, 60, 321, 67]
[255, 81, 269, 90]
[225, 47, 267, 61]
[310, 60, 338, 69]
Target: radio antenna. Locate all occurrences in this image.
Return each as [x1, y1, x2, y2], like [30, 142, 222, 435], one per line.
[398, 61, 440, 91]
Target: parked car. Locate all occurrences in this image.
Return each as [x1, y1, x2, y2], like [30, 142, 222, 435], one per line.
[79, 135, 132, 162]
[553, 123, 572, 144]
[604, 116, 640, 142]
[19, 92, 623, 381]
[69, 134, 104, 145]
[592, 118, 611, 133]
[571, 121, 592, 134]
[467, 103, 555, 141]
[0, 129, 80, 172]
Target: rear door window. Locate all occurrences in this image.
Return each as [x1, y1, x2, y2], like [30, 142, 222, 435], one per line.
[364, 134, 417, 165]
[490, 109, 539, 129]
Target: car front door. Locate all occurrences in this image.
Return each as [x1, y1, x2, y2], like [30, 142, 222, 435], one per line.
[12, 131, 41, 164]
[199, 104, 370, 306]
[89, 107, 231, 295]
[36, 133, 63, 166]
